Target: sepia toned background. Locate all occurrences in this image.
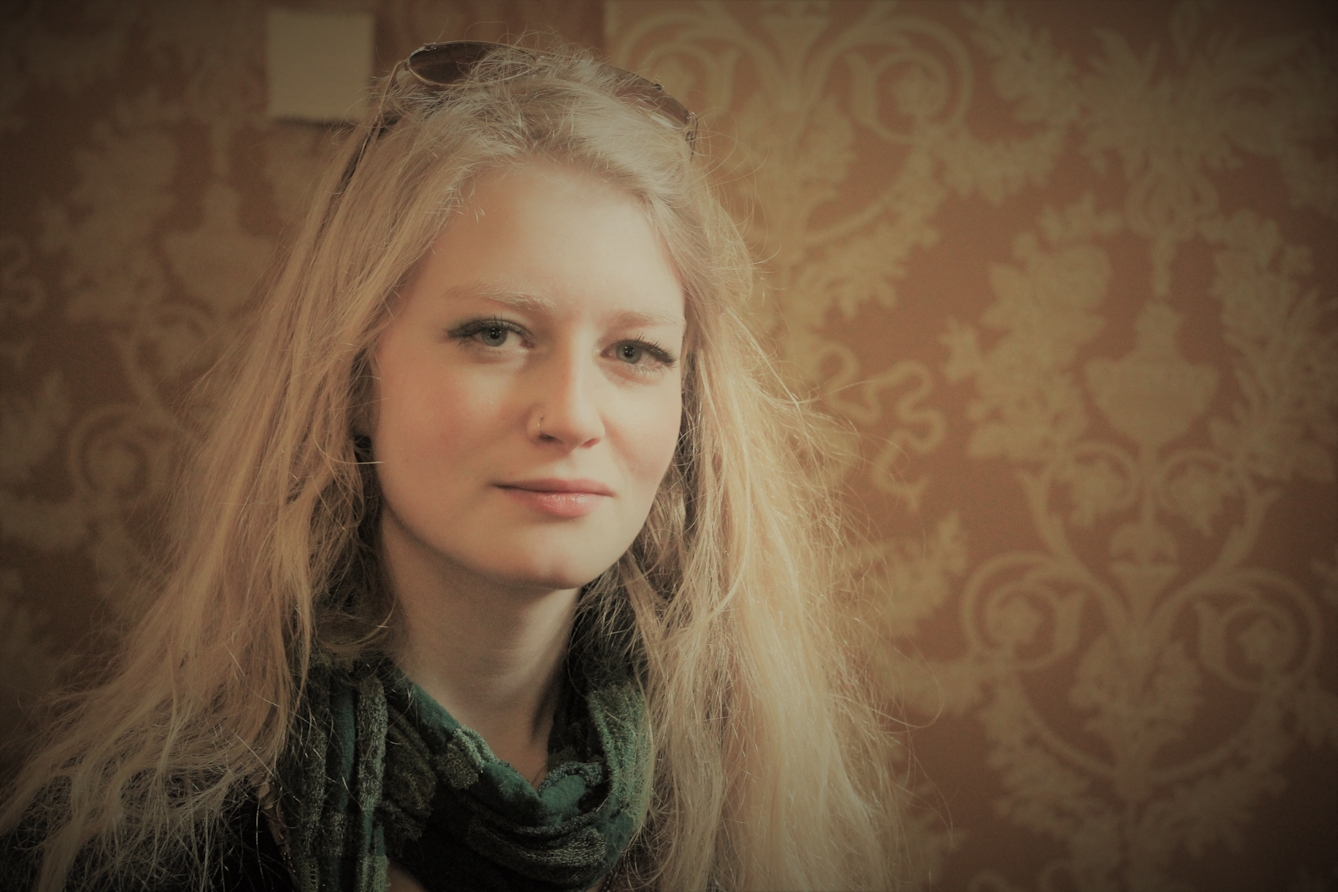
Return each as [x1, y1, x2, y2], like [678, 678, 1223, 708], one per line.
[2, 2, 1335, 889]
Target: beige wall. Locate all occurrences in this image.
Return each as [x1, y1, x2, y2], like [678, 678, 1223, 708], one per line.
[2, 2, 1335, 889]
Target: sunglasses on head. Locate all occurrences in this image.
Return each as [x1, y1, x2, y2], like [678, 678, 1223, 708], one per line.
[378, 40, 698, 152]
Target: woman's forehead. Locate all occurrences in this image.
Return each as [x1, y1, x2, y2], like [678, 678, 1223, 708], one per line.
[398, 162, 686, 327]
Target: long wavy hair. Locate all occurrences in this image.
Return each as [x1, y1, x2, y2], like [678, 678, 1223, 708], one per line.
[2, 43, 907, 890]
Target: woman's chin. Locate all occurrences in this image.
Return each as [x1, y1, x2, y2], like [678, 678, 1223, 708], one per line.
[471, 556, 614, 596]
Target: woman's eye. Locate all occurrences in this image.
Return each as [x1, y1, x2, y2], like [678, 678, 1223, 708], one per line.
[448, 318, 525, 350]
[610, 340, 675, 371]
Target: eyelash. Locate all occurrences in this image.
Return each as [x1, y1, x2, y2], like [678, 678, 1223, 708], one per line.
[448, 317, 529, 348]
[447, 317, 678, 372]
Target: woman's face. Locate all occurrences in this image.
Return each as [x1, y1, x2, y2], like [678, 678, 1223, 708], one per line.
[371, 161, 686, 594]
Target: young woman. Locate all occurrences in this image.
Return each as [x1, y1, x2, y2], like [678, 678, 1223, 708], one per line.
[1, 42, 905, 891]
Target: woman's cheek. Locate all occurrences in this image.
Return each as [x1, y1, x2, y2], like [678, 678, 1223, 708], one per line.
[631, 387, 683, 483]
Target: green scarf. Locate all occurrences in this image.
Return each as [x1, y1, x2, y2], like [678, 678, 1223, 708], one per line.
[273, 645, 649, 892]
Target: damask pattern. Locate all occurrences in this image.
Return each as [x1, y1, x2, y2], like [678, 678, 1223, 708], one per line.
[1, 1, 1334, 889]
[610, 2, 1337, 889]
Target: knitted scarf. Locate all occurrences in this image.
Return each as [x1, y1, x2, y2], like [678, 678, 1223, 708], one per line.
[272, 646, 649, 892]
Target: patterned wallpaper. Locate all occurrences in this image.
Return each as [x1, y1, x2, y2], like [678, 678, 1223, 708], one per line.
[2, 2, 1335, 890]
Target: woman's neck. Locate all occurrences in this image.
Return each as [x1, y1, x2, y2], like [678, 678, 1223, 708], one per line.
[381, 520, 580, 786]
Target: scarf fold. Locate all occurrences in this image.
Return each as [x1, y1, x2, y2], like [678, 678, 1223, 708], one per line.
[274, 646, 649, 892]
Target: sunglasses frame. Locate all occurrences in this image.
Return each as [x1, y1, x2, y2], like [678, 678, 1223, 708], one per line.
[385, 40, 699, 152]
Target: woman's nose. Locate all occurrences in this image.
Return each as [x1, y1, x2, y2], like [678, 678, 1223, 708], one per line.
[527, 350, 605, 447]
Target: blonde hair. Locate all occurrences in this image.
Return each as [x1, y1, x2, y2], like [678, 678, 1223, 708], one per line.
[2, 44, 907, 890]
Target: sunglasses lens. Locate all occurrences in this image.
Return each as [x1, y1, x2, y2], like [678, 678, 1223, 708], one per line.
[407, 41, 498, 86]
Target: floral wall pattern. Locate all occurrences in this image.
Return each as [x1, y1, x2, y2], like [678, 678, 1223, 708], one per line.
[610, 3, 1338, 889]
[2, 2, 1335, 890]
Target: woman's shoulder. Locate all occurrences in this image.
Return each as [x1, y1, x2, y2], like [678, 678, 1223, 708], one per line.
[0, 794, 294, 892]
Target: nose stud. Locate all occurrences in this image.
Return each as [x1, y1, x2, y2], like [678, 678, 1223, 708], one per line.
[535, 416, 549, 440]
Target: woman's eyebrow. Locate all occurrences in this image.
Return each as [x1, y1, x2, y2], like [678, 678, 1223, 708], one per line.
[609, 308, 686, 330]
[442, 283, 685, 330]
[441, 283, 558, 313]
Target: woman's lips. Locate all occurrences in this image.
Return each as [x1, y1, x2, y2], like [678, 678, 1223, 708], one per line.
[496, 479, 612, 518]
